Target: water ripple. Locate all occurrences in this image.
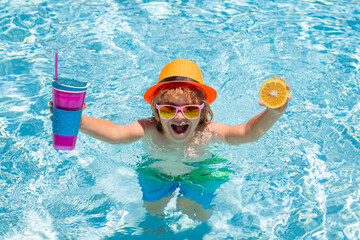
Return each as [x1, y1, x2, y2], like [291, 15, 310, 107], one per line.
[0, 0, 359, 238]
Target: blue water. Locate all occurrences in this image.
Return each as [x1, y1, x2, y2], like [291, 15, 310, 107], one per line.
[1, 0, 359, 239]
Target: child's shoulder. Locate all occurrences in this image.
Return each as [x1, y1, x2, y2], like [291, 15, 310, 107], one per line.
[135, 117, 161, 136]
[136, 117, 157, 129]
[136, 117, 169, 144]
[205, 121, 230, 142]
[206, 121, 227, 132]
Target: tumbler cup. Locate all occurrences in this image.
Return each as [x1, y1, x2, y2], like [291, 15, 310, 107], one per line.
[52, 78, 89, 150]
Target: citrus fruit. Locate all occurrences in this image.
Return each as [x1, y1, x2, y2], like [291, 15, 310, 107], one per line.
[259, 78, 289, 109]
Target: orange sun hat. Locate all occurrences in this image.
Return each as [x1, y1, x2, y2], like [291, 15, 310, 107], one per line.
[143, 59, 217, 104]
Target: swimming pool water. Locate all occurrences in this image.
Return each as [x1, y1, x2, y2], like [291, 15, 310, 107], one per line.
[0, 0, 359, 239]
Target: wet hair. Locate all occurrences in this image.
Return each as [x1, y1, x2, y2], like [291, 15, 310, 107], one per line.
[151, 83, 214, 133]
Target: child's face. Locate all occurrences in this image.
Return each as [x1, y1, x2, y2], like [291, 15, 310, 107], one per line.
[158, 97, 201, 143]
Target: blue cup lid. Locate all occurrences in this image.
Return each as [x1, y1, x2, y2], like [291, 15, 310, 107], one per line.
[52, 78, 89, 92]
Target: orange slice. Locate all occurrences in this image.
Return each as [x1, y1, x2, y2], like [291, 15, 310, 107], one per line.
[259, 78, 289, 109]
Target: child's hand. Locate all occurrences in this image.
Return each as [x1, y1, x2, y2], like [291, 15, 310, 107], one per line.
[49, 101, 53, 121]
[258, 77, 291, 113]
[49, 101, 87, 121]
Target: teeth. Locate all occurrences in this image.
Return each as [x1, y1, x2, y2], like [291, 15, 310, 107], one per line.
[173, 123, 186, 126]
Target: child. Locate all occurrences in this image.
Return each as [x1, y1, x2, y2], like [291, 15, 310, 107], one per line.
[79, 59, 290, 147]
[50, 59, 291, 221]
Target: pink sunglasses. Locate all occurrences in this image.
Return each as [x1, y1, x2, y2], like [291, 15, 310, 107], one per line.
[156, 103, 204, 120]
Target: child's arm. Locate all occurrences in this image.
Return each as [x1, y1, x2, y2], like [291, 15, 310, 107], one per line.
[212, 82, 291, 145]
[79, 115, 146, 144]
[212, 105, 286, 145]
[49, 101, 146, 144]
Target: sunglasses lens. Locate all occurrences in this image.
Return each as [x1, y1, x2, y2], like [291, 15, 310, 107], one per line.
[183, 106, 200, 119]
[159, 106, 177, 119]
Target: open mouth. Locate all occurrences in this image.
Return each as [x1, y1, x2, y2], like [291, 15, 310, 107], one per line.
[171, 124, 189, 135]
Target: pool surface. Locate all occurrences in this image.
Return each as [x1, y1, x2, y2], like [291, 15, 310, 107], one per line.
[0, 0, 359, 239]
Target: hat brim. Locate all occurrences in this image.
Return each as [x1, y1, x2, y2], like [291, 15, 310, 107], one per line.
[144, 81, 217, 105]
